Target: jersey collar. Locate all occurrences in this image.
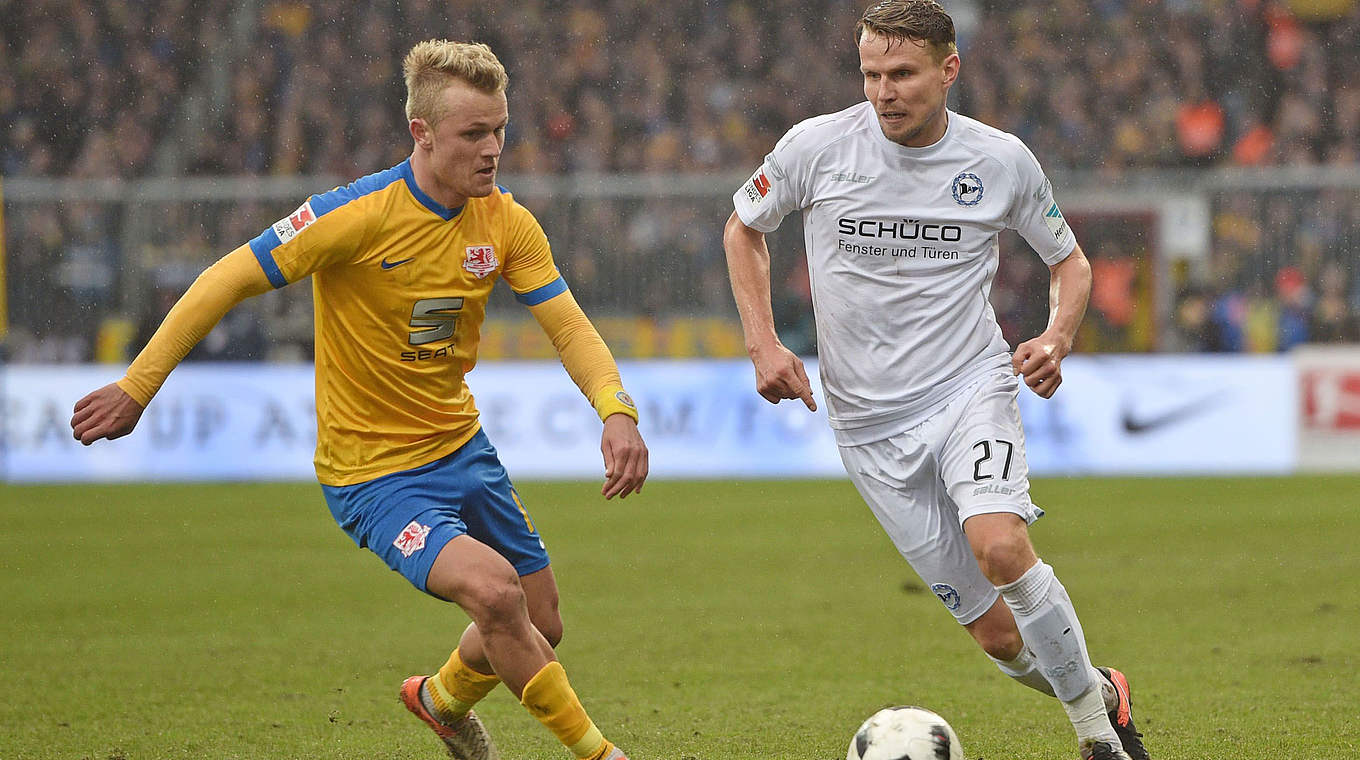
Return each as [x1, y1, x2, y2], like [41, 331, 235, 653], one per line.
[398, 159, 465, 221]
[868, 107, 955, 158]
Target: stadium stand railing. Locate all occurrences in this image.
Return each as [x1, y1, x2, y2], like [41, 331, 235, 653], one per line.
[3, 166, 1359, 362]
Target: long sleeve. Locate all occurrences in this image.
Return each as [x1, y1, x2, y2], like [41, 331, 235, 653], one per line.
[117, 245, 274, 406]
[526, 290, 638, 423]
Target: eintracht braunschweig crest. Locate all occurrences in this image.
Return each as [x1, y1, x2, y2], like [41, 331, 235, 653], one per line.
[463, 245, 498, 278]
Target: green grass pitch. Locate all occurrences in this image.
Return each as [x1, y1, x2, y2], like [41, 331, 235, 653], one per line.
[2, 476, 1357, 759]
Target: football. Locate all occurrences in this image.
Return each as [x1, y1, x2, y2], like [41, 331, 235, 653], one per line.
[847, 706, 965, 760]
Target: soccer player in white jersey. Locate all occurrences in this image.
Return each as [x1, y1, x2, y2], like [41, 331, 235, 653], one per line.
[723, 3, 1148, 759]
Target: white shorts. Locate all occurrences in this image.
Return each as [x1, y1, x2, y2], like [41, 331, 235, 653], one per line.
[838, 371, 1044, 625]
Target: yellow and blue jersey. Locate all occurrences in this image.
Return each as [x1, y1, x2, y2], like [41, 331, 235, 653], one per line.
[247, 159, 568, 486]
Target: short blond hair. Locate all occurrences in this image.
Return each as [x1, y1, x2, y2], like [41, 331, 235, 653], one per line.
[402, 40, 508, 123]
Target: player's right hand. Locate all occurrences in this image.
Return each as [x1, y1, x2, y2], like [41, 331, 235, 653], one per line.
[749, 342, 817, 412]
[70, 383, 146, 445]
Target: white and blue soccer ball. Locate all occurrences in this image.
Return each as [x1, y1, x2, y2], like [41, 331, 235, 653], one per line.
[847, 705, 965, 760]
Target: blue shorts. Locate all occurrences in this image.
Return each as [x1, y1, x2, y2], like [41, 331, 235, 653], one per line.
[320, 428, 549, 596]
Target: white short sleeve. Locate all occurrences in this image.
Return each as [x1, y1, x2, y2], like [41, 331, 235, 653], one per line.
[732, 142, 803, 234]
[1007, 143, 1076, 266]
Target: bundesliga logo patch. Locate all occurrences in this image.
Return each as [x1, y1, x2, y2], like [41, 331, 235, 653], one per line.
[272, 200, 317, 244]
[393, 521, 431, 558]
[464, 245, 498, 278]
[743, 171, 772, 205]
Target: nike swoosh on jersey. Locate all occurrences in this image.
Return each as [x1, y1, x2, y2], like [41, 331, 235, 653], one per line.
[381, 257, 415, 269]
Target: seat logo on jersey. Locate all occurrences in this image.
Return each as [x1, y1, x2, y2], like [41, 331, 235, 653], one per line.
[408, 297, 465, 348]
[271, 201, 317, 244]
[393, 521, 431, 558]
[463, 245, 498, 278]
[743, 170, 772, 205]
[951, 172, 984, 206]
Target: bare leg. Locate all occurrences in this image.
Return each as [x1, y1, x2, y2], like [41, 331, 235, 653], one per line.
[964, 594, 1024, 660]
[961, 512, 1038, 586]
[457, 565, 564, 676]
[423, 535, 555, 698]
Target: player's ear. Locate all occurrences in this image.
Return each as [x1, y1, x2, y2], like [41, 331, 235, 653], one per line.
[410, 118, 433, 150]
[941, 52, 960, 88]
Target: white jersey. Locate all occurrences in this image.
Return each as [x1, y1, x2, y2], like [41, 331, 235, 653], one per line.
[733, 102, 1076, 444]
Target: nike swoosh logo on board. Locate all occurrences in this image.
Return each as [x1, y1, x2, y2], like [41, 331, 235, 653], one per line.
[1120, 393, 1224, 434]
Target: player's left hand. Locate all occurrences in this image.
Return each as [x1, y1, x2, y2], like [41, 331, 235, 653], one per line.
[600, 413, 648, 500]
[1011, 332, 1071, 399]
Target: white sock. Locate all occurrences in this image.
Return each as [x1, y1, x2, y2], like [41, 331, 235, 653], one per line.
[998, 561, 1119, 746]
[989, 646, 1056, 697]
[1065, 686, 1117, 750]
[994, 648, 1120, 710]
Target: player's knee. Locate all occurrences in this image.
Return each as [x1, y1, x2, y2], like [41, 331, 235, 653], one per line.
[973, 532, 1035, 585]
[462, 575, 527, 631]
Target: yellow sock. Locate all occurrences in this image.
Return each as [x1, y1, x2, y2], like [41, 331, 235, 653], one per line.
[427, 648, 501, 722]
[519, 661, 612, 759]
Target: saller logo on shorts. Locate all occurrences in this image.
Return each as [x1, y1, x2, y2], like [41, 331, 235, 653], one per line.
[393, 521, 431, 558]
[272, 201, 317, 244]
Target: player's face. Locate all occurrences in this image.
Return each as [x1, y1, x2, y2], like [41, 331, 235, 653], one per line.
[858, 30, 959, 147]
[416, 80, 508, 205]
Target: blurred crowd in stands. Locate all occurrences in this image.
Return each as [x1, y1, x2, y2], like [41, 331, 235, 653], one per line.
[2, 0, 1358, 361]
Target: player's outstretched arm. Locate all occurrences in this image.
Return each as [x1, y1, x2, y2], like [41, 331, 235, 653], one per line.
[1012, 244, 1092, 399]
[722, 211, 816, 412]
[69, 246, 273, 444]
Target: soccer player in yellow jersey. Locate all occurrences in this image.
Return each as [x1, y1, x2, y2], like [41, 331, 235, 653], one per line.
[70, 40, 644, 760]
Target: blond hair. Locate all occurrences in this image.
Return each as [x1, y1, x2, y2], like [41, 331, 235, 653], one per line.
[855, 0, 957, 61]
[402, 40, 508, 123]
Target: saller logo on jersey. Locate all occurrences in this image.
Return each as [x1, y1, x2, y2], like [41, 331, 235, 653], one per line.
[393, 521, 431, 558]
[744, 171, 772, 205]
[272, 200, 317, 244]
[463, 245, 498, 278]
